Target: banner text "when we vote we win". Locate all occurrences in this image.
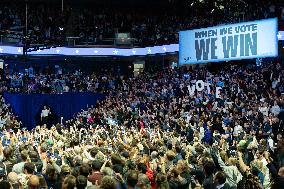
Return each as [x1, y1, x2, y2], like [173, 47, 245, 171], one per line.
[195, 24, 257, 61]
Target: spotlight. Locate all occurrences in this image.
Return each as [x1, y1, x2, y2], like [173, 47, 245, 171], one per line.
[211, 9, 215, 13]
[190, 2, 194, 6]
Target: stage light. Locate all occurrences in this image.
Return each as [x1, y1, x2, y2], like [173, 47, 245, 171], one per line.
[211, 9, 215, 13]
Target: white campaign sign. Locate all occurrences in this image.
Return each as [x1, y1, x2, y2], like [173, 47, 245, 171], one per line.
[179, 18, 278, 65]
[185, 80, 223, 98]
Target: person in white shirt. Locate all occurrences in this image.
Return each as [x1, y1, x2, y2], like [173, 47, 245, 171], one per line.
[12, 151, 29, 174]
[259, 103, 269, 117]
[233, 124, 243, 136]
[63, 85, 69, 92]
[271, 101, 281, 116]
[198, 123, 205, 142]
[41, 106, 50, 125]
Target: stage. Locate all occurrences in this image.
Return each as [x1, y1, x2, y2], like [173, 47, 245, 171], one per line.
[4, 92, 106, 130]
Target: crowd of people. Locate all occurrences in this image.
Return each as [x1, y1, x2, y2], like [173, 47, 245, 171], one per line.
[0, 60, 283, 189]
[0, 1, 284, 189]
[0, 0, 281, 46]
[4, 69, 116, 94]
[0, 3, 68, 45]
[0, 95, 19, 130]
[0, 69, 20, 129]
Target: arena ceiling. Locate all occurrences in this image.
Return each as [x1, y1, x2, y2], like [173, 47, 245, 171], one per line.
[1, 0, 172, 4]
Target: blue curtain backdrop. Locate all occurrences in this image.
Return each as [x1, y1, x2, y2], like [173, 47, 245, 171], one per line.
[3, 92, 106, 130]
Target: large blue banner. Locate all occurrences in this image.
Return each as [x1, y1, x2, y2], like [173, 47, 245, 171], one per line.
[179, 18, 278, 65]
